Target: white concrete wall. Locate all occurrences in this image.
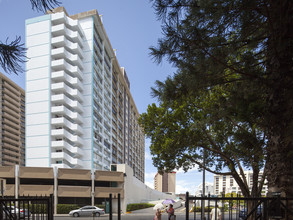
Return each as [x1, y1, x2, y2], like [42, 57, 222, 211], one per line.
[116, 164, 176, 213]
[25, 15, 52, 167]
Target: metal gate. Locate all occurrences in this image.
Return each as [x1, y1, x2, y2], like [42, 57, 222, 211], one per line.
[108, 193, 121, 220]
[0, 195, 53, 220]
[185, 192, 293, 220]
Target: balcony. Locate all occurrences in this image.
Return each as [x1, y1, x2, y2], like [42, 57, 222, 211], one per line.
[51, 24, 83, 47]
[51, 71, 83, 91]
[51, 59, 83, 80]
[51, 36, 83, 58]
[52, 117, 83, 135]
[51, 47, 83, 69]
[51, 128, 83, 145]
[51, 82, 83, 102]
[51, 152, 82, 167]
[51, 140, 82, 156]
[51, 94, 83, 113]
[51, 105, 83, 124]
[51, 12, 84, 37]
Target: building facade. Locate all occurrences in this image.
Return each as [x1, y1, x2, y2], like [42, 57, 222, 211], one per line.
[0, 73, 25, 166]
[194, 182, 214, 197]
[213, 170, 268, 196]
[25, 7, 145, 182]
[0, 165, 175, 213]
[154, 172, 176, 193]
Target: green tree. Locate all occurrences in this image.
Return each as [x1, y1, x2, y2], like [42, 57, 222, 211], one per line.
[140, 83, 267, 198]
[148, 0, 293, 200]
[0, 0, 60, 74]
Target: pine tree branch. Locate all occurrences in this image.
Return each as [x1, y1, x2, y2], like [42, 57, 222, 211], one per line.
[30, 0, 61, 13]
[0, 37, 26, 75]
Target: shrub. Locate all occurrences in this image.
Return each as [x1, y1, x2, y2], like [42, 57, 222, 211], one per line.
[191, 205, 229, 212]
[57, 204, 80, 214]
[191, 206, 213, 212]
[126, 203, 154, 212]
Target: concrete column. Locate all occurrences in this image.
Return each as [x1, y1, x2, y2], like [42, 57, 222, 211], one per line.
[54, 167, 58, 215]
[91, 171, 95, 206]
[15, 165, 19, 199]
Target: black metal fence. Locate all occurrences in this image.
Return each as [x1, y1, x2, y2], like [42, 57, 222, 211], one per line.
[185, 192, 293, 220]
[0, 194, 53, 220]
[109, 193, 121, 220]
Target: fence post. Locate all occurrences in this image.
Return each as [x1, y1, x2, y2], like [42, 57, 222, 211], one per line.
[49, 194, 54, 220]
[109, 193, 112, 220]
[186, 191, 189, 220]
[0, 200, 3, 220]
[118, 193, 121, 220]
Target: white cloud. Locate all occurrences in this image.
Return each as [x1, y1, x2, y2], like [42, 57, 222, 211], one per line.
[176, 181, 198, 194]
[145, 171, 157, 180]
[176, 165, 199, 174]
[145, 180, 154, 189]
[145, 151, 152, 160]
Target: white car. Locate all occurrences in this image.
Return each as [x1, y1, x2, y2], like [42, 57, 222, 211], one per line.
[69, 206, 105, 217]
[3, 206, 31, 219]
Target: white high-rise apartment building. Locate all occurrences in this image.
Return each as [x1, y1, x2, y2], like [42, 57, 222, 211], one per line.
[25, 7, 145, 182]
[213, 170, 268, 196]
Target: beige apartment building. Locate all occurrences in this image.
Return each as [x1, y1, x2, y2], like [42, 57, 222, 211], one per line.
[0, 73, 25, 166]
[154, 171, 176, 194]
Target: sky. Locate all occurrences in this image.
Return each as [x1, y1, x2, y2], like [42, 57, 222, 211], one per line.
[0, 0, 214, 194]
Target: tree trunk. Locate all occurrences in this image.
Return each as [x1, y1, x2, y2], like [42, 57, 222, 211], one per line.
[265, 0, 293, 219]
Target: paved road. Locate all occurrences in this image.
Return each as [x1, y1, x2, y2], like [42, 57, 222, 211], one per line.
[54, 206, 239, 220]
[54, 206, 186, 220]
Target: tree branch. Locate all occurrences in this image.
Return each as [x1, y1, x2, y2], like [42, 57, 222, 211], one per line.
[184, 154, 232, 175]
[30, 0, 61, 13]
[0, 37, 26, 74]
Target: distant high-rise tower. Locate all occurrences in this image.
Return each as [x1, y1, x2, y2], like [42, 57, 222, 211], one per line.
[154, 172, 176, 193]
[0, 73, 25, 166]
[25, 7, 145, 182]
[213, 170, 268, 196]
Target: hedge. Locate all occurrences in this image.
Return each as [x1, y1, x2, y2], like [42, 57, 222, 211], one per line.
[191, 205, 229, 212]
[57, 204, 80, 214]
[126, 203, 154, 212]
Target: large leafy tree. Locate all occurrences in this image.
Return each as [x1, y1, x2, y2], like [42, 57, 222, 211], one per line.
[0, 0, 60, 74]
[140, 83, 267, 198]
[146, 0, 293, 200]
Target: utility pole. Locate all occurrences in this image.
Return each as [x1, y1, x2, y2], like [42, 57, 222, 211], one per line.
[201, 150, 206, 220]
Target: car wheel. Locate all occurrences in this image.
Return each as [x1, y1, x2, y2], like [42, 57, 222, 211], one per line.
[73, 212, 80, 217]
[94, 212, 100, 217]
